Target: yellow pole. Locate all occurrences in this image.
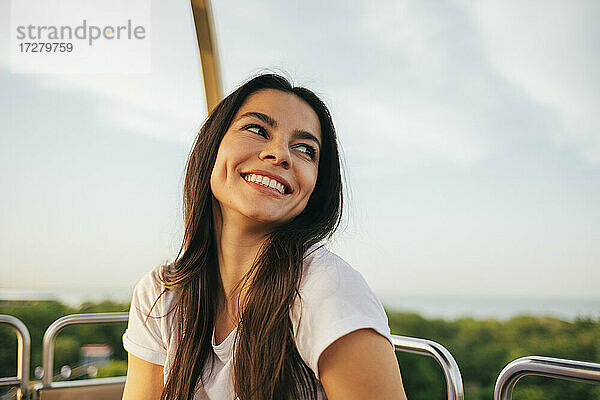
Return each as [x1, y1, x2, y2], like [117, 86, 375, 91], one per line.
[190, 0, 223, 113]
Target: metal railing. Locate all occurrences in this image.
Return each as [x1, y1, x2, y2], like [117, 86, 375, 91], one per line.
[0, 315, 31, 400]
[494, 356, 600, 400]
[41, 312, 129, 388]
[15, 309, 600, 400]
[392, 334, 464, 400]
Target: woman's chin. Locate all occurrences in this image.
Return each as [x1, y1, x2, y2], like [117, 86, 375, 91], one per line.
[240, 209, 295, 228]
[246, 213, 285, 226]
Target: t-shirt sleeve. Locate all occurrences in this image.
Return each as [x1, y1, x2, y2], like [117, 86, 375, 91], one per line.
[122, 268, 168, 366]
[291, 250, 393, 379]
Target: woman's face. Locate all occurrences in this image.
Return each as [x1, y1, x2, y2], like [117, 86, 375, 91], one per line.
[210, 89, 322, 229]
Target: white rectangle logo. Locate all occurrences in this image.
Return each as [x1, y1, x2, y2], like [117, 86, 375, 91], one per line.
[11, 0, 151, 73]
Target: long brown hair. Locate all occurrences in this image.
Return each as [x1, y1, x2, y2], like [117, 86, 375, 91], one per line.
[158, 73, 343, 400]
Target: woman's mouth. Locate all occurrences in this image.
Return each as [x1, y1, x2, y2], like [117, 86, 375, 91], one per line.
[242, 173, 290, 195]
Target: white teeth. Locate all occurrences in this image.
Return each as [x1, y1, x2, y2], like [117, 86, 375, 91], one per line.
[244, 173, 286, 194]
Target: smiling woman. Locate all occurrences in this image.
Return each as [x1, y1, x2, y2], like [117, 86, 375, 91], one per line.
[121, 74, 407, 400]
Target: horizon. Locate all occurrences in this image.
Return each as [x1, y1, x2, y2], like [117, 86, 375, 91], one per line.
[2, 287, 599, 322]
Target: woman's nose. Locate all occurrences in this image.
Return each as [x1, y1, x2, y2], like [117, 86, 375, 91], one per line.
[259, 140, 291, 169]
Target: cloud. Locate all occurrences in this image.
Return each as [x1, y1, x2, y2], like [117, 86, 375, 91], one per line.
[1, 0, 207, 146]
[214, 0, 506, 167]
[335, 92, 491, 167]
[213, 0, 600, 169]
[464, 0, 600, 165]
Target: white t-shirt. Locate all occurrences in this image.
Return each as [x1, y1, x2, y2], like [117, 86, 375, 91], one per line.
[122, 246, 393, 399]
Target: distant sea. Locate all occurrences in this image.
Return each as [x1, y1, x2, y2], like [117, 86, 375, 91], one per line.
[1, 288, 598, 322]
[0, 288, 133, 307]
[380, 294, 600, 321]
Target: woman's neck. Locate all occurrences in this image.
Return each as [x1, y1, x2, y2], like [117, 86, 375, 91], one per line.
[213, 206, 272, 320]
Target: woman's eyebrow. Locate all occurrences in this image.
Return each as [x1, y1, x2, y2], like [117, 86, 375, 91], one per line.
[239, 112, 278, 127]
[293, 130, 321, 151]
[238, 111, 321, 150]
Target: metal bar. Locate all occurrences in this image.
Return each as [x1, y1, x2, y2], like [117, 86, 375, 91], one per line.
[392, 334, 464, 400]
[190, 0, 223, 113]
[0, 377, 23, 386]
[42, 312, 129, 388]
[0, 314, 31, 400]
[494, 356, 600, 400]
[32, 376, 126, 392]
[31, 377, 127, 400]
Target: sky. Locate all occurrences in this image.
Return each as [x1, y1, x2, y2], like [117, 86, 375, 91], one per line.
[1, 0, 599, 307]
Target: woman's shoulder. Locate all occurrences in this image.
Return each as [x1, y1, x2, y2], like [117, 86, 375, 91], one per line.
[293, 245, 392, 377]
[300, 245, 369, 296]
[123, 265, 175, 366]
[133, 265, 165, 296]
[303, 245, 356, 275]
[130, 264, 177, 315]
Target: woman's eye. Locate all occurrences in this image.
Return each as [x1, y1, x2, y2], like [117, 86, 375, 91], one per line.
[243, 124, 268, 138]
[296, 144, 316, 160]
